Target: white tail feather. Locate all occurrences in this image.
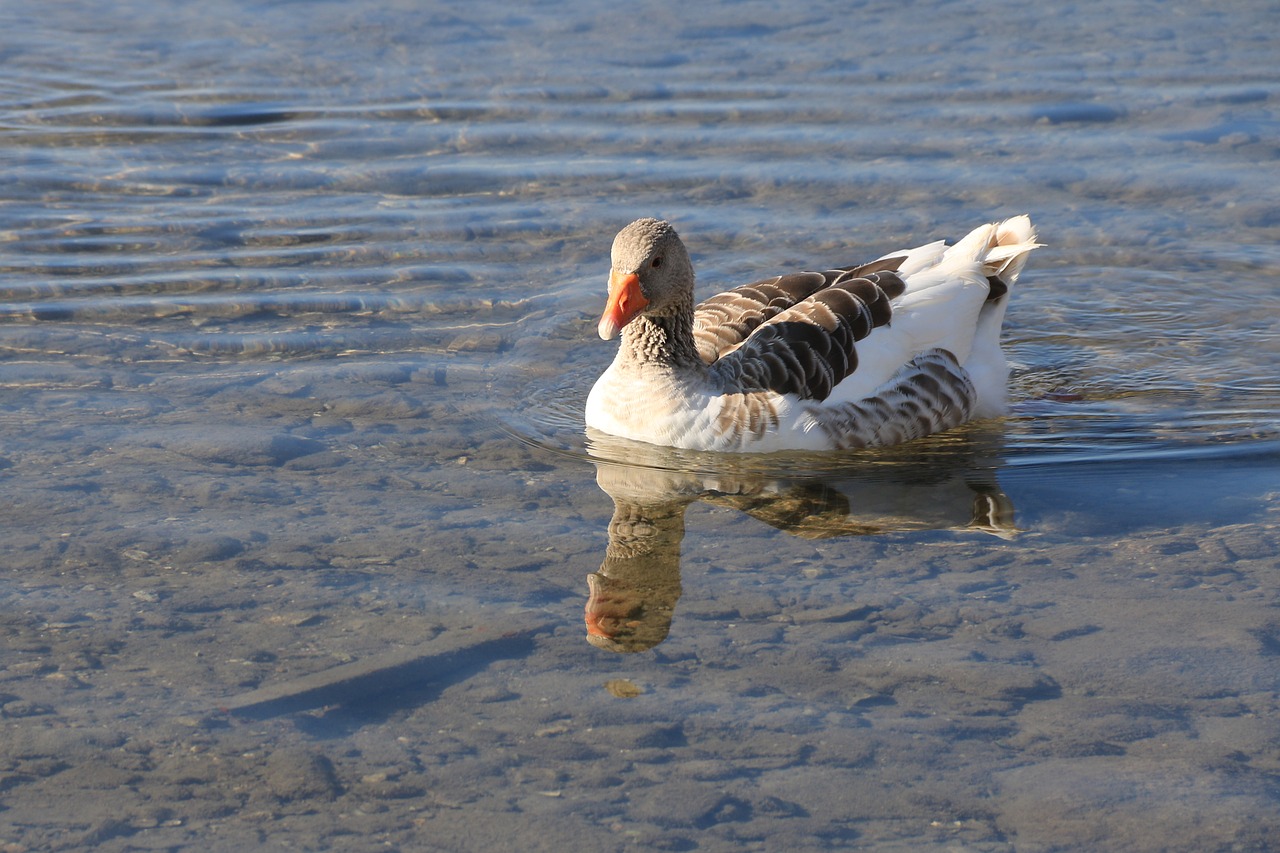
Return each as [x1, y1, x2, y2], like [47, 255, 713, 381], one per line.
[832, 216, 1040, 410]
[984, 214, 1040, 284]
[967, 215, 1040, 416]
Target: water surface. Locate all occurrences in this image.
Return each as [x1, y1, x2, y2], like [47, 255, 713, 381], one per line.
[2, 1, 1278, 850]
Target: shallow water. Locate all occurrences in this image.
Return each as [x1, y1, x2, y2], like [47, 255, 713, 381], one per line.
[2, 0, 1279, 850]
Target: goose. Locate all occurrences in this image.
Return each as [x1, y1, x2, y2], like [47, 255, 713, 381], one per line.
[585, 216, 1039, 452]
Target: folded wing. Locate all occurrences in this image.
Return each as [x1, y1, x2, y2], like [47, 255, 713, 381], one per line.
[692, 257, 907, 364]
[709, 270, 907, 402]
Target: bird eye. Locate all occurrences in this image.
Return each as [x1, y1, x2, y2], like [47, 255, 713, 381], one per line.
[651, 257, 663, 268]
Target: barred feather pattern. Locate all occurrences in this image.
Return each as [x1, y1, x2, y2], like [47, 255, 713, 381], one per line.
[712, 391, 782, 444]
[692, 257, 906, 364]
[709, 271, 906, 402]
[803, 349, 976, 449]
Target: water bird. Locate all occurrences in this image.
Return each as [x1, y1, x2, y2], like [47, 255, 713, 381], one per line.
[587, 217, 1039, 452]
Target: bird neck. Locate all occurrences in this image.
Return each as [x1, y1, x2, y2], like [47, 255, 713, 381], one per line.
[622, 307, 701, 369]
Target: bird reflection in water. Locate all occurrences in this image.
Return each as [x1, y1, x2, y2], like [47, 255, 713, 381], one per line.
[583, 428, 1016, 653]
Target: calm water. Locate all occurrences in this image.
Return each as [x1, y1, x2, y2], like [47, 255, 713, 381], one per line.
[2, 0, 1278, 850]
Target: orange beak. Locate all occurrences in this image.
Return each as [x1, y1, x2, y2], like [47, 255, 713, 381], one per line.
[585, 572, 640, 640]
[585, 572, 617, 638]
[597, 270, 648, 340]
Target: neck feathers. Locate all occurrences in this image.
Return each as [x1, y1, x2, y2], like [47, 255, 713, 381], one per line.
[622, 305, 701, 368]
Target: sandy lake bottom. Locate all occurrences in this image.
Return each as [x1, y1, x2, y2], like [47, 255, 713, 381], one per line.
[2, 0, 1280, 850]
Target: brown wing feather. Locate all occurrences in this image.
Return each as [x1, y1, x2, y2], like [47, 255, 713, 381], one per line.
[692, 255, 907, 364]
[710, 271, 906, 402]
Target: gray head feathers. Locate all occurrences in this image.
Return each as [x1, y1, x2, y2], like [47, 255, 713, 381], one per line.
[611, 218, 681, 274]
